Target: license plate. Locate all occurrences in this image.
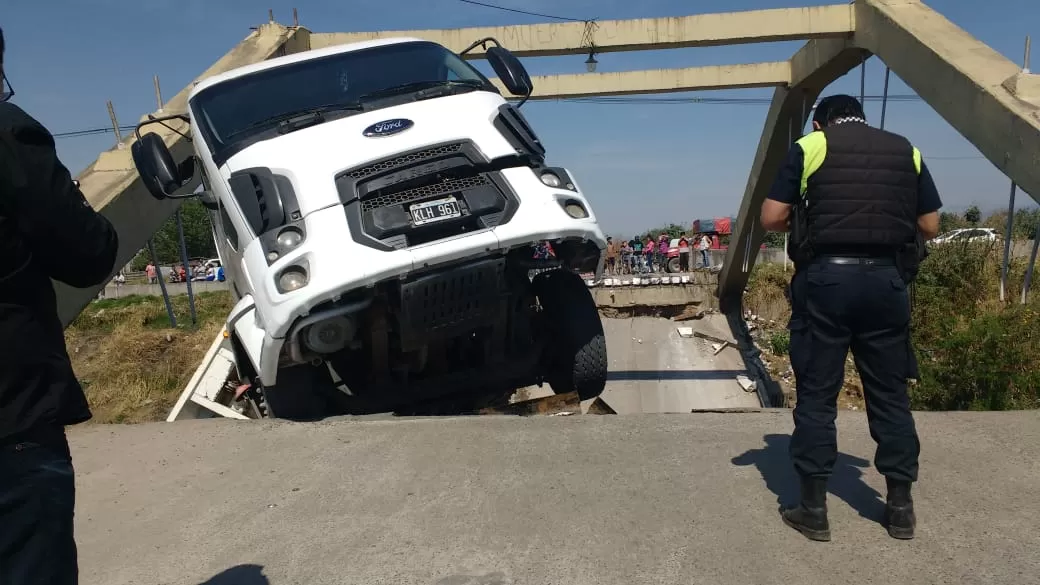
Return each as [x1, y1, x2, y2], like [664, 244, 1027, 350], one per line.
[410, 196, 462, 226]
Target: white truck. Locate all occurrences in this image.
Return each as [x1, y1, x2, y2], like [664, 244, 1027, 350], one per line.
[131, 37, 609, 420]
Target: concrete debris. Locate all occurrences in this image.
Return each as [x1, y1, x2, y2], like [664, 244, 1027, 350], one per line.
[585, 397, 617, 415]
[692, 330, 737, 346]
[677, 327, 694, 338]
[736, 375, 757, 393]
[712, 342, 730, 355]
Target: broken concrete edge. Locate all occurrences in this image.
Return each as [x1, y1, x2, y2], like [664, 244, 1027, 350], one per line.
[583, 272, 722, 287]
[724, 309, 784, 408]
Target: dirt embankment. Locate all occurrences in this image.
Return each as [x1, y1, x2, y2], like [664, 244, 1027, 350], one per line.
[66, 292, 233, 424]
[742, 263, 867, 411]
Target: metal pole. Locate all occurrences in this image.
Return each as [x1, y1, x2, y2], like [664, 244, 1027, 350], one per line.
[175, 209, 198, 325]
[784, 233, 789, 272]
[106, 101, 123, 149]
[859, 57, 867, 105]
[1024, 35, 1032, 73]
[148, 239, 177, 328]
[1021, 228, 1039, 303]
[1002, 39, 1032, 301]
[999, 182, 1017, 302]
[879, 66, 891, 130]
[154, 75, 164, 112]
[293, 7, 299, 27]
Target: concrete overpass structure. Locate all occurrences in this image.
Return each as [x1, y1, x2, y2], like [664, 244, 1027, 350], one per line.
[66, 0, 1039, 407]
[53, 4, 1040, 580]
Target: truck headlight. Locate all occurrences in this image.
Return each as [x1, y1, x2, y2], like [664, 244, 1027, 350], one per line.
[540, 172, 562, 188]
[261, 221, 308, 265]
[278, 265, 309, 293]
[561, 199, 589, 219]
[277, 226, 304, 250]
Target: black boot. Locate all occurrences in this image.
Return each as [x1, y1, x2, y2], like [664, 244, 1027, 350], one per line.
[780, 476, 831, 541]
[884, 477, 916, 540]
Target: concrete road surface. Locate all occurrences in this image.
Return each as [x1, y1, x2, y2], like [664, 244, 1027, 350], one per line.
[601, 316, 759, 413]
[71, 411, 1039, 585]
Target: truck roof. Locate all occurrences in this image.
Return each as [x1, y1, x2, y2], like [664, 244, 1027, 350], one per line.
[188, 36, 430, 99]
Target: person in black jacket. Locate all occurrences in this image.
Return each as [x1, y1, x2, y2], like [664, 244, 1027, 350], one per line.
[760, 95, 942, 543]
[0, 27, 120, 584]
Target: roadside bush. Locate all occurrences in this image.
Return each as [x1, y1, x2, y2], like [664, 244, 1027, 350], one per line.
[743, 232, 1040, 411]
[910, 240, 1040, 410]
[744, 262, 791, 323]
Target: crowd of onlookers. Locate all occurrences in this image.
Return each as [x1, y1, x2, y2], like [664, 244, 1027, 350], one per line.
[603, 233, 715, 275]
[143, 258, 225, 284]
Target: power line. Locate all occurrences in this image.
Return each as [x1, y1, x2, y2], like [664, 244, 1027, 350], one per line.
[49, 96, 988, 160]
[456, 0, 586, 22]
[53, 124, 136, 139]
[51, 95, 923, 139]
[550, 94, 923, 105]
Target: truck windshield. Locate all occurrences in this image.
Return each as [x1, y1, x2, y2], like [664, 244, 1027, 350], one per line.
[190, 40, 497, 163]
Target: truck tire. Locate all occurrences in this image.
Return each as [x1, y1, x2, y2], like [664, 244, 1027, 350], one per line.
[667, 257, 681, 273]
[533, 269, 608, 401]
[261, 364, 336, 421]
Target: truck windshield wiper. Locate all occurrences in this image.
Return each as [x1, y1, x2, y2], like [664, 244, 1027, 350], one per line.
[359, 79, 486, 102]
[226, 102, 365, 139]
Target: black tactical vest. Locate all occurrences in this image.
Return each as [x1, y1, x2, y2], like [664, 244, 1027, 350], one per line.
[805, 122, 919, 254]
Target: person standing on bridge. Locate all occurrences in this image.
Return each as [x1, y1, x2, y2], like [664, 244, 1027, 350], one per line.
[0, 27, 120, 584]
[759, 94, 941, 542]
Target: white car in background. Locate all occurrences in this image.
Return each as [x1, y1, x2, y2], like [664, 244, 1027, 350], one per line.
[931, 227, 999, 245]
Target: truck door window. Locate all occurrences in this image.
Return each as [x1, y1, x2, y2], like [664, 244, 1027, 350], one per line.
[218, 201, 240, 251]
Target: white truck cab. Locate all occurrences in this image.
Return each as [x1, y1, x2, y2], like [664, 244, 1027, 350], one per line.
[131, 37, 608, 419]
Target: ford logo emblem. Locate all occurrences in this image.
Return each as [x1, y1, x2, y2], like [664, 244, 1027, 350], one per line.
[363, 118, 414, 137]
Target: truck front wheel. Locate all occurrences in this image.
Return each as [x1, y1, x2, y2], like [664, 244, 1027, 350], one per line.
[533, 269, 608, 401]
[261, 364, 339, 421]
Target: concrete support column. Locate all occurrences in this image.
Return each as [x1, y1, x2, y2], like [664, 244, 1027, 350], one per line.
[717, 39, 868, 312]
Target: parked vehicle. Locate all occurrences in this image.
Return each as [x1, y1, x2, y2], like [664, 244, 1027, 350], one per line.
[931, 227, 999, 245]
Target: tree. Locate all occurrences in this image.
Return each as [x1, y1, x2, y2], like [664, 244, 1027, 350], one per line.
[640, 223, 689, 240]
[939, 211, 966, 235]
[128, 200, 216, 270]
[762, 232, 786, 249]
[964, 205, 981, 225]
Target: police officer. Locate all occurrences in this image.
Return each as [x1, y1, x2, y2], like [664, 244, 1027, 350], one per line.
[1, 27, 120, 584]
[760, 94, 941, 542]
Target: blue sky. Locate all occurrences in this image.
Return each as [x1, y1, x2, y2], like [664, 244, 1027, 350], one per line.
[2, 0, 1037, 236]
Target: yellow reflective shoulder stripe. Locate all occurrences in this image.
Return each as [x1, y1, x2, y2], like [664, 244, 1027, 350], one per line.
[912, 146, 922, 174]
[795, 131, 827, 197]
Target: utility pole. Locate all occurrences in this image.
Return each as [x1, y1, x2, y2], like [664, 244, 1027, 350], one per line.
[154, 75, 164, 112]
[106, 101, 123, 149]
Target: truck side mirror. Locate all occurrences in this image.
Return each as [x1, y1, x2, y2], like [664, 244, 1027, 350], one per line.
[486, 46, 533, 97]
[132, 132, 190, 200]
[198, 189, 219, 211]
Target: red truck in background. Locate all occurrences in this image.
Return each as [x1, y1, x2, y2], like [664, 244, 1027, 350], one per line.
[660, 216, 766, 273]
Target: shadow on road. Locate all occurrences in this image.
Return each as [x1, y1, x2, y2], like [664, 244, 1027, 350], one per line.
[198, 564, 269, 585]
[731, 433, 885, 523]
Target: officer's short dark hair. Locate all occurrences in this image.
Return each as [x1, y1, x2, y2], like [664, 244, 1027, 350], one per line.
[813, 94, 865, 126]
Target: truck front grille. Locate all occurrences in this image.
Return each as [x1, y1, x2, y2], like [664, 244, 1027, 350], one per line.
[337, 140, 520, 252]
[345, 143, 465, 181]
[360, 175, 490, 213]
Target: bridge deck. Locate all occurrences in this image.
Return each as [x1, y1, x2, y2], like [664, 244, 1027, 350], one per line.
[71, 410, 1039, 585]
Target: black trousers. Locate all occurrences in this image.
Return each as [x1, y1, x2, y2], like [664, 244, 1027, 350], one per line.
[0, 428, 78, 585]
[787, 259, 921, 483]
